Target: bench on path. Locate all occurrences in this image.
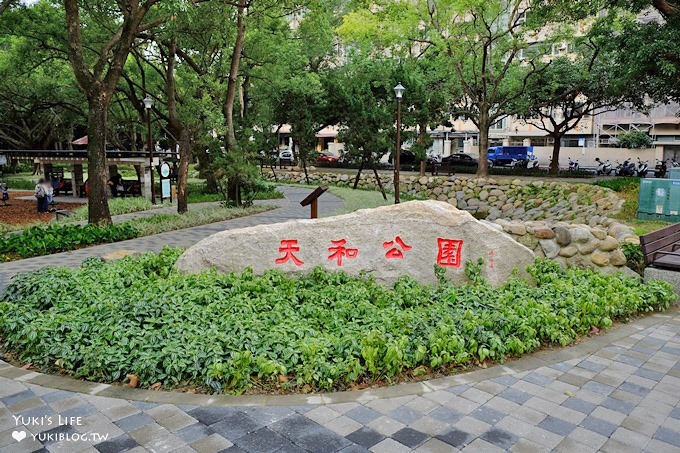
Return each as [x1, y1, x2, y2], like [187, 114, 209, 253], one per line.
[640, 223, 680, 270]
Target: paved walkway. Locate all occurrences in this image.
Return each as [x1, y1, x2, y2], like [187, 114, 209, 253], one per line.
[0, 310, 678, 453]
[0, 186, 344, 292]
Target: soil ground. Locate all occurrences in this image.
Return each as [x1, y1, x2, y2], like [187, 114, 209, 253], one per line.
[0, 191, 82, 226]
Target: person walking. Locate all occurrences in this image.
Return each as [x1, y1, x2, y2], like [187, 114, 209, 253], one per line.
[35, 178, 48, 213]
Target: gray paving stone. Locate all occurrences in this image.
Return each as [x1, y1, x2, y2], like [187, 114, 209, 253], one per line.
[187, 407, 240, 426]
[480, 428, 518, 450]
[669, 407, 680, 420]
[435, 428, 473, 449]
[445, 385, 470, 395]
[427, 407, 464, 424]
[580, 416, 617, 437]
[498, 388, 532, 405]
[576, 360, 607, 373]
[549, 362, 572, 373]
[94, 434, 140, 453]
[337, 445, 370, 453]
[388, 406, 424, 425]
[209, 413, 262, 441]
[113, 412, 155, 432]
[653, 426, 680, 448]
[390, 427, 429, 449]
[270, 414, 350, 453]
[345, 427, 385, 448]
[469, 406, 504, 425]
[561, 397, 596, 415]
[1, 390, 36, 407]
[600, 396, 636, 415]
[490, 375, 519, 387]
[175, 423, 214, 444]
[581, 380, 615, 396]
[41, 391, 73, 404]
[345, 407, 382, 425]
[233, 427, 296, 453]
[537, 416, 575, 437]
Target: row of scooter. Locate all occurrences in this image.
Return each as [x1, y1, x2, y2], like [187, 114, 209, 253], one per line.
[594, 157, 680, 178]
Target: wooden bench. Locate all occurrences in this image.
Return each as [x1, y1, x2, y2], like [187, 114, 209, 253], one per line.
[640, 223, 680, 270]
[55, 209, 73, 221]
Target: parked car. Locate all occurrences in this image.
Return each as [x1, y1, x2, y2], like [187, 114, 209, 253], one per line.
[279, 150, 293, 160]
[316, 152, 341, 163]
[441, 153, 479, 167]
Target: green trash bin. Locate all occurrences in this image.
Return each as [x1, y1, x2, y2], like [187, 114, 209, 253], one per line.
[668, 180, 680, 222]
[638, 179, 672, 220]
[668, 168, 680, 180]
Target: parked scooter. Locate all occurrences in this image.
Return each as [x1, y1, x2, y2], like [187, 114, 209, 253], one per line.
[615, 158, 635, 176]
[654, 159, 668, 178]
[595, 158, 613, 176]
[671, 159, 680, 168]
[568, 157, 580, 172]
[636, 158, 649, 177]
[526, 154, 539, 169]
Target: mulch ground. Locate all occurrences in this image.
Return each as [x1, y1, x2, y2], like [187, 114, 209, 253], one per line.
[0, 191, 83, 226]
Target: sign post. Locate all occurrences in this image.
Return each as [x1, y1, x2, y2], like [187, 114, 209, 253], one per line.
[300, 185, 328, 219]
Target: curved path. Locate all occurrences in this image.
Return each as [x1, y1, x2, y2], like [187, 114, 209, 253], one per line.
[0, 188, 679, 452]
[0, 186, 343, 293]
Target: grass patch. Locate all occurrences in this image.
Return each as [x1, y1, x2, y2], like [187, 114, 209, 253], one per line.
[3, 177, 36, 190]
[323, 186, 392, 216]
[69, 197, 157, 221]
[592, 177, 671, 234]
[0, 253, 673, 394]
[128, 204, 272, 236]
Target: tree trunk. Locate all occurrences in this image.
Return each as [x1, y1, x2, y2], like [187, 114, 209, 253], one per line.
[476, 113, 490, 177]
[86, 94, 112, 225]
[195, 148, 218, 192]
[165, 37, 190, 214]
[224, 0, 246, 153]
[176, 129, 191, 213]
[550, 135, 562, 175]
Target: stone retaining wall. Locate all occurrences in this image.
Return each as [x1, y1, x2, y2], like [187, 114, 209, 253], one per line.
[487, 218, 638, 275]
[267, 170, 623, 223]
[267, 170, 635, 272]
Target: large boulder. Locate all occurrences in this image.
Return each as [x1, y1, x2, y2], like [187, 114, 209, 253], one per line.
[175, 200, 535, 287]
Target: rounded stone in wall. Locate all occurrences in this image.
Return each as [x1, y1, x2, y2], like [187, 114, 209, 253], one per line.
[599, 236, 620, 252]
[610, 249, 627, 266]
[591, 250, 610, 267]
[554, 226, 571, 246]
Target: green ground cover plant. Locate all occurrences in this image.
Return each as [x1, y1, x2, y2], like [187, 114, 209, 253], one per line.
[0, 205, 271, 261]
[127, 204, 271, 236]
[0, 249, 673, 394]
[0, 224, 138, 260]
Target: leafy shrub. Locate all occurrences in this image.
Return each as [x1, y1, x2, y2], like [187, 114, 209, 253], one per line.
[0, 224, 139, 259]
[0, 253, 674, 394]
[622, 242, 645, 275]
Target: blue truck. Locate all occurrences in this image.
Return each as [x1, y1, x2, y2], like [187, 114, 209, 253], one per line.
[487, 146, 534, 167]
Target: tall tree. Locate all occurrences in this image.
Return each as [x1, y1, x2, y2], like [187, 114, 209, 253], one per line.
[340, 0, 556, 177]
[517, 46, 641, 173]
[64, 0, 164, 225]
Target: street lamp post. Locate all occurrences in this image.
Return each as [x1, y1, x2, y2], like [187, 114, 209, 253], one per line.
[143, 95, 156, 205]
[394, 83, 405, 204]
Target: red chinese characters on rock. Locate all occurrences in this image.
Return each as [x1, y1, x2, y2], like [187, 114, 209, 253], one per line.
[328, 239, 358, 266]
[275, 239, 304, 266]
[436, 238, 464, 267]
[383, 236, 412, 259]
